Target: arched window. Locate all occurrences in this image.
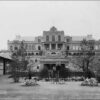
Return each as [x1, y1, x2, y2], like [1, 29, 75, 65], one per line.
[58, 35, 61, 41]
[46, 35, 49, 42]
[67, 46, 69, 50]
[38, 46, 41, 50]
[52, 35, 55, 41]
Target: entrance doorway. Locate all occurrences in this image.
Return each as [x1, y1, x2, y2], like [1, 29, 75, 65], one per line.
[44, 64, 66, 78]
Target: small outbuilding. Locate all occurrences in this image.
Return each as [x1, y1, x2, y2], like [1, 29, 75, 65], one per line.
[0, 52, 12, 75]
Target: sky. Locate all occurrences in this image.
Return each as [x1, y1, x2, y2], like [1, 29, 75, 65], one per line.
[0, 1, 100, 50]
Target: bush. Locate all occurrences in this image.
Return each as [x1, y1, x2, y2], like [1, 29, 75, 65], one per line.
[11, 70, 20, 82]
[96, 74, 100, 83]
[24, 79, 38, 86]
[81, 78, 98, 86]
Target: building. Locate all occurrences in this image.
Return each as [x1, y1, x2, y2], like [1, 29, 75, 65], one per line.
[8, 26, 100, 72]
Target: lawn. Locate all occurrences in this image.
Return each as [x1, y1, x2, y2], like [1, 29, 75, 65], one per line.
[0, 75, 100, 100]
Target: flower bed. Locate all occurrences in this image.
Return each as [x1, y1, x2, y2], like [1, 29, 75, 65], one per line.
[81, 78, 98, 86]
[23, 79, 38, 86]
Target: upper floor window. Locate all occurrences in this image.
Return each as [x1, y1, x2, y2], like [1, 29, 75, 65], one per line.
[67, 46, 69, 50]
[38, 39, 41, 42]
[29, 45, 32, 50]
[32, 45, 35, 50]
[46, 35, 49, 42]
[14, 46, 18, 50]
[58, 35, 61, 41]
[25, 44, 27, 49]
[66, 39, 70, 42]
[10, 46, 13, 51]
[52, 35, 55, 41]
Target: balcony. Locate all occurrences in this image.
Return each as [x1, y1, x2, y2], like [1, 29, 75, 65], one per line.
[42, 51, 65, 59]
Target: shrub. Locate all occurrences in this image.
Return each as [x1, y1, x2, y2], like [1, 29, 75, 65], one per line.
[81, 78, 98, 86]
[24, 79, 38, 86]
[96, 74, 100, 83]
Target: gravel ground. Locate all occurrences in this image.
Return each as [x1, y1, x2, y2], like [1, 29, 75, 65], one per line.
[0, 75, 100, 100]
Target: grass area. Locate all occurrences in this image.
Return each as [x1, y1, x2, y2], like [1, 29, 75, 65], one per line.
[0, 75, 100, 100]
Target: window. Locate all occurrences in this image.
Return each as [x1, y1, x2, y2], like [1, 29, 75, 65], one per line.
[52, 35, 55, 41]
[25, 44, 28, 49]
[32, 52, 34, 55]
[38, 46, 41, 50]
[36, 53, 38, 55]
[38, 39, 41, 42]
[58, 44, 62, 50]
[46, 35, 49, 42]
[28, 53, 31, 56]
[14, 46, 18, 50]
[35, 59, 37, 62]
[29, 45, 31, 50]
[73, 46, 75, 50]
[52, 44, 56, 50]
[67, 46, 69, 50]
[37, 66, 39, 69]
[10, 46, 13, 51]
[32, 45, 35, 50]
[66, 39, 70, 42]
[58, 35, 61, 41]
[45, 44, 49, 50]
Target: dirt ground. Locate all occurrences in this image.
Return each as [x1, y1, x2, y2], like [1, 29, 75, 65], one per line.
[0, 75, 100, 100]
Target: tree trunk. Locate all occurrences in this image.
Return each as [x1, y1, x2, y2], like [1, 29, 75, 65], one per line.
[28, 71, 32, 79]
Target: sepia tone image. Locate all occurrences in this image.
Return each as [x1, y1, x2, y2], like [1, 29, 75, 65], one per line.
[0, 1, 100, 100]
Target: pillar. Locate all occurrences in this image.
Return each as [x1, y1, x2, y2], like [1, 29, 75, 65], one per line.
[3, 59, 6, 75]
[56, 44, 58, 50]
[50, 43, 51, 50]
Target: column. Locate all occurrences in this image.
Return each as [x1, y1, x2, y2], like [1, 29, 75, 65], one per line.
[62, 44, 64, 50]
[56, 44, 58, 50]
[50, 43, 51, 50]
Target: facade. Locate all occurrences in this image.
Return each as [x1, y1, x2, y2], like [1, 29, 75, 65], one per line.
[8, 26, 100, 71]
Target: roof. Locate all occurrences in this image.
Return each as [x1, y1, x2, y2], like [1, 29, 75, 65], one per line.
[15, 35, 35, 41]
[0, 52, 12, 60]
[72, 35, 94, 41]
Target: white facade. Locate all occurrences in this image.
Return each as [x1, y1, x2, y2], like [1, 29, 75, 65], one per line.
[7, 26, 100, 69]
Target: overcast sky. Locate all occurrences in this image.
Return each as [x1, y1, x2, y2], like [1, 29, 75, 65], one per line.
[0, 1, 100, 50]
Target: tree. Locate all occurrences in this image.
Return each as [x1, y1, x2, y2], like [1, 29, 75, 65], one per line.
[70, 39, 95, 78]
[11, 40, 28, 82]
[27, 59, 34, 79]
